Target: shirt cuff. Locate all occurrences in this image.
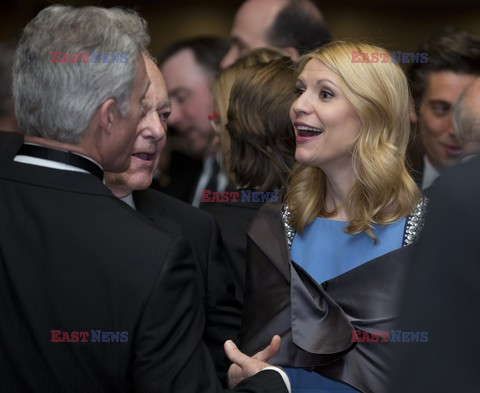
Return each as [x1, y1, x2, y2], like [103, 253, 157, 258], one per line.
[263, 366, 291, 393]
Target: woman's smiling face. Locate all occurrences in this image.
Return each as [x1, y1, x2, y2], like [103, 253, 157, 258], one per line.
[290, 58, 362, 173]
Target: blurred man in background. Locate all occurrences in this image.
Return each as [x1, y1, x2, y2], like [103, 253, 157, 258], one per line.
[407, 28, 480, 189]
[221, 0, 330, 68]
[159, 37, 229, 205]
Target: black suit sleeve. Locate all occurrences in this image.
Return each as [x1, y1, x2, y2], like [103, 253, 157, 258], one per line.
[133, 236, 287, 393]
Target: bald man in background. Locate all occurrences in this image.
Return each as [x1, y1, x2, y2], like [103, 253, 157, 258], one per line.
[221, 0, 330, 68]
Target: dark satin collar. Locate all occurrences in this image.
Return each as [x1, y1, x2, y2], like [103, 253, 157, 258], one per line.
[17, 144, 103, 181]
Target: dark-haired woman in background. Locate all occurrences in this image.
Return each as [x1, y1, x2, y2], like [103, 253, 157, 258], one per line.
[203, 52, 296, 303]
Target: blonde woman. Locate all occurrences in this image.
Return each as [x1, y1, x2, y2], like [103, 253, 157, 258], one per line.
[240, 41, 428, 393]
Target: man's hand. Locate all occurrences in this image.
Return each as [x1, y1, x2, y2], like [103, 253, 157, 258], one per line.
[225, 335, 282, 389]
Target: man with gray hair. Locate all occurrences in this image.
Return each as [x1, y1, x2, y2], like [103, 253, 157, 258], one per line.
[221, 0, 330, 68]
[0, 5, 289, 393]
[453, 77, 480, 157]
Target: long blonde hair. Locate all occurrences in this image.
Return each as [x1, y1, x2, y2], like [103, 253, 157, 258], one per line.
[286, 41, 421, 240]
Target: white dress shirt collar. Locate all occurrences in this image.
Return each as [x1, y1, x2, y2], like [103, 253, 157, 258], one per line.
[422, 155, 440, 190]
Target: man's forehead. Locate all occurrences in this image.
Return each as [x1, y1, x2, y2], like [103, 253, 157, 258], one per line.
[233, 0, 286, 42]
[232, 0, 287, 33]
[424, 71, 478, 99]
[236, 0, 286, 23]
[162, 49, 201, 73]
[142, 57, 168, 104]
[161, 49, 211, 88]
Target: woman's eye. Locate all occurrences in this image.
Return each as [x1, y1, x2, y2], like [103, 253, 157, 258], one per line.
[294, 86, 305, 96]
[320, 90, 333, 99]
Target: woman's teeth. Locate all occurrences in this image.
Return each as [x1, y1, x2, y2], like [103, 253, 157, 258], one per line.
[297, 125, 323, 137]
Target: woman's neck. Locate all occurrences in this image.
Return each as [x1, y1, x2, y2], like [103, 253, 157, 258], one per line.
[323, 165, 355, 221]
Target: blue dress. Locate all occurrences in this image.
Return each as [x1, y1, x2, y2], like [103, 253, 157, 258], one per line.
[284, 217, 406, 393]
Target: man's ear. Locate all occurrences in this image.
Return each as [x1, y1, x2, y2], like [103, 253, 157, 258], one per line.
[98, 98, 117, 135]
[282, 46, 300, 61]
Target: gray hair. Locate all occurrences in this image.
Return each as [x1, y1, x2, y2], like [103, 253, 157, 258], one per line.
[13, 5, 149, 143]
[454, 84, 480, 144]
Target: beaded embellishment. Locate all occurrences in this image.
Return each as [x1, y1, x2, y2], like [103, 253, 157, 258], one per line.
[282, 196, 429, 250]
[403, 196, 428, 246]
[282, 204, 295, 250]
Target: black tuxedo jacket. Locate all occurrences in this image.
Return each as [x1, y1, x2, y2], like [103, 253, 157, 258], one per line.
[201, 200, 265, 304]
[154, 150, 203, 203]
[391, 155, 480, 392]
[0, 160, 287, 393]
[132, 188, 242, 384]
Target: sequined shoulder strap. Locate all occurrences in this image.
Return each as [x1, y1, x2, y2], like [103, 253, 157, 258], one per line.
[403, 196, 429, 246]
[282, 196, 429, 250]
[282, 204, 295, 250]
